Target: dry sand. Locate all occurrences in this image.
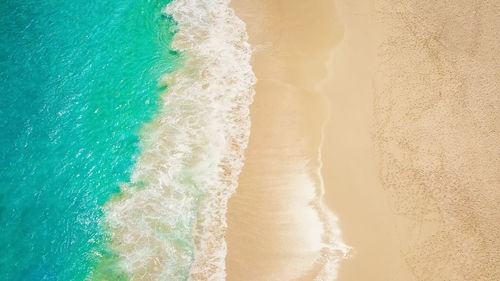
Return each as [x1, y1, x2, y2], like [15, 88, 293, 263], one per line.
[226, 0, 500, 280]
[370, 1, 500, 280]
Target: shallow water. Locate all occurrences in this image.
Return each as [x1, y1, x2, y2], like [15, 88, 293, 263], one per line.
[101, 1, 256, 279]
[0, 0, 179, 279]
[1, 0, 258, 279]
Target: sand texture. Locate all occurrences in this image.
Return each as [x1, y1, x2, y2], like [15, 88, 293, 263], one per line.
[372, 1, 500, 280]
[226, 0, 500, 280]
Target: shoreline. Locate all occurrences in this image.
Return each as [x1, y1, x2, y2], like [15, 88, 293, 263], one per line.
[226, 0, 499, 280]
[226, 0, 348, 280]
[320, 1, 415, 279]
[320, 1, 500, 280]
[101, 1, 256, 279]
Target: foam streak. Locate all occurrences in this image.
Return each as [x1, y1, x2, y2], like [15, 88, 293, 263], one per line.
[103, 0, 255, 280]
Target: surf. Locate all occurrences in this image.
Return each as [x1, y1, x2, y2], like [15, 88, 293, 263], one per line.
[100, 0, 256, 280]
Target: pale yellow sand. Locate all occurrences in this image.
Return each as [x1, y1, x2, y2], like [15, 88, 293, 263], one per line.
[369, 1, 500, 280]
[321, 1, 416, 280]
[226, 0, 500, 280]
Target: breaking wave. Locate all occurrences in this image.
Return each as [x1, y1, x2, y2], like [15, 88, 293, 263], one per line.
[102, 0, 255, 279]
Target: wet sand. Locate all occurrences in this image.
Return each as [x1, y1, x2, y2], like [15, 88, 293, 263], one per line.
[321, 1, 416, 280]
[226, 0, 500, 280]
[226, 0, 347, 280]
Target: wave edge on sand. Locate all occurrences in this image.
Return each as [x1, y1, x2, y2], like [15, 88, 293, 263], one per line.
[101, 0, 256, 279]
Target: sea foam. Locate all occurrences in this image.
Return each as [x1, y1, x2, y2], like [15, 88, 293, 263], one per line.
[102, 0, 255, 280]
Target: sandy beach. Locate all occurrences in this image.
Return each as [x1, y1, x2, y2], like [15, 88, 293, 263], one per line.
[370, 1, 500, 280]
[226, 0, 348, 280]
[226, 0, 500, 280]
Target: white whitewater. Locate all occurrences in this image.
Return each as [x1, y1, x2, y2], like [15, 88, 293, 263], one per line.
[103, 0, 256, 280]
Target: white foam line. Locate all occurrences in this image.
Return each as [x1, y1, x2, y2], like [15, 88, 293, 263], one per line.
[311, 48, 351, 280]
[102, 0, 256, 280]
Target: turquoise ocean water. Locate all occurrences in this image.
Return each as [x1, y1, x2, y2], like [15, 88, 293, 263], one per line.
[0, 0, 179, 279]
